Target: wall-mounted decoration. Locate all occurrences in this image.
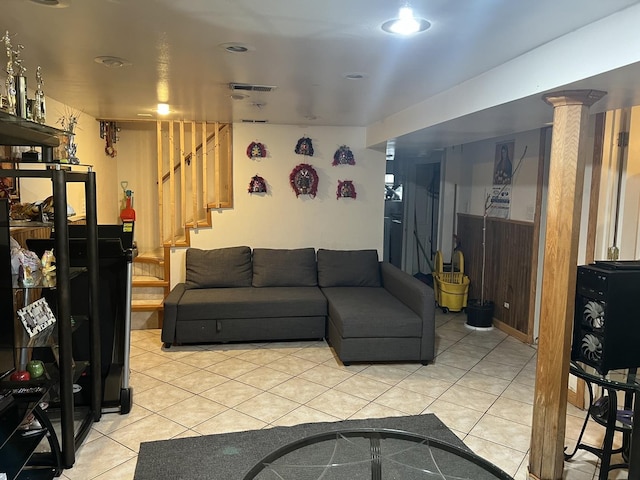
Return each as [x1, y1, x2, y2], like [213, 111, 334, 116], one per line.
[489, 140, 514, 219]
[248, 174, 267, 194]
[247, 141, 267, 159]
[337, 180, 356, 199]
[332, 145, 355, 166]
[290, 163, 318, 198]
[294, 136, 314, 156]
[100, 120, 118, 158]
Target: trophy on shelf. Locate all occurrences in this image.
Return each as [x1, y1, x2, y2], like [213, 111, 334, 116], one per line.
[33, 66, 45, 124]
[2, 31, 16, 115]
[57, 112, 80, 164]
[13, 43, 27, 119]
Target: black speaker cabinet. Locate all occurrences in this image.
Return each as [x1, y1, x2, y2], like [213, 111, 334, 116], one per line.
[572, 261, 640, 374]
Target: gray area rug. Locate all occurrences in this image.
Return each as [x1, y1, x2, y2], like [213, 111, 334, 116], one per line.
[134, 414, 505, 480]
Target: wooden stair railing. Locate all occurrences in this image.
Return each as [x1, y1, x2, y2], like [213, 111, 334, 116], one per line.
[156, 120, 233, 247]
[130, 121, 233, 326]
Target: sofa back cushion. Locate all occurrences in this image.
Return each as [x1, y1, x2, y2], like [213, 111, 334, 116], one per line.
[252, 248, 318, 287]
[317, 249, 381, 287]
[185, 246, 252, 288]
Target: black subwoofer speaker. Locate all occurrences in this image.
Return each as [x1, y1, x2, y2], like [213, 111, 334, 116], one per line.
[572, 261, 640, 374]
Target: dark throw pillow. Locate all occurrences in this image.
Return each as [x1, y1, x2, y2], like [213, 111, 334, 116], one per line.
[252, 248, 318, 287]
[185, 246, 252, 288]
[317, 249, 381, 287]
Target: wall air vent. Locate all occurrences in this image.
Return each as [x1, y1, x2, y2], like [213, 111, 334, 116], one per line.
[241, 119, 269, 123]
[230, 83, 277, 93]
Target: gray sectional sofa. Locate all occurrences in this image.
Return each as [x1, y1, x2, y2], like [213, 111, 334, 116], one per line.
[161, 246, 435, 364]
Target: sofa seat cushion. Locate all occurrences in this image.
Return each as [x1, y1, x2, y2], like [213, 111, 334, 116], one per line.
[322, 287, 422, 338]
[177, 287, 327, 320]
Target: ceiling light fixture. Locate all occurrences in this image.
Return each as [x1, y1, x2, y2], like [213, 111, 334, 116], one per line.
[157, 103, 170, 115]
[219, 42, 255, 54]
[345, 73, 368, 80]
[381, 4, 430, 35]
[94, 56, 132, 68]
[29, 0, 70, 7]
[226, 45, 248, 53]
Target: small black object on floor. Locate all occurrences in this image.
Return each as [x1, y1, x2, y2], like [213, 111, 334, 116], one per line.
[414, 271, 434, 288]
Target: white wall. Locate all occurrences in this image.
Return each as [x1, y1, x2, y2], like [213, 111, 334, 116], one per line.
[166, 123, 386, 286]
[105, 122, 385, 286]
[114, 123, 158, 253]
[461, 130, 540, 222]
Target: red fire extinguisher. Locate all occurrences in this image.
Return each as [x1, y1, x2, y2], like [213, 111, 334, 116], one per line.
[120, 188, 136, 222]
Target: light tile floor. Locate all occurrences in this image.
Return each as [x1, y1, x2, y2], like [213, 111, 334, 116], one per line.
[57, 312, 625, 479]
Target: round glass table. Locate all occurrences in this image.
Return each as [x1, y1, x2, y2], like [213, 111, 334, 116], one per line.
[243, 428, 513, 479]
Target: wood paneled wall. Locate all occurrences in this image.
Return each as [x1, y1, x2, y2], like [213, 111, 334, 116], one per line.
[10, 225, 52, 248]
[457, 213, 535, 340]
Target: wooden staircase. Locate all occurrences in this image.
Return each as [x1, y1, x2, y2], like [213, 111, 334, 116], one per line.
[129, 121, 232, 329]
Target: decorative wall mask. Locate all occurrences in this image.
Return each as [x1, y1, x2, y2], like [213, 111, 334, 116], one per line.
[337, 180, 356, 199]
[332, 145, 355, 166]
[247, 141, 267, 159]
[289, 163, 319, 198]
[248, 174, 267, 194]
[294, 136, 314, 156]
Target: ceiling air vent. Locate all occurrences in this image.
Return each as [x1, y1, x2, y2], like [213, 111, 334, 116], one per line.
[242, 119, 269, 123]
[230, 83, 277, 93]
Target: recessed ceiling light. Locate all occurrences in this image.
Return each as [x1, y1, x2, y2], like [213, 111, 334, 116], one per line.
[345, 73, 368, 80]
[137, 113, 153, 117]
[157, 103, 170, 115]
[230, 94, 248, 100]
[381, 6, 430, 35]
[94, 56, 132, 68]
[29, 0, 70, 7]
[219, 42, 255, 53]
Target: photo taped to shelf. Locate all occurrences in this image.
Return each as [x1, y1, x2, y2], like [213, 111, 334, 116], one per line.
[17, 297, 56, 338]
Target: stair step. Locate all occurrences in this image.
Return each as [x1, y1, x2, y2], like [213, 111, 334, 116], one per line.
[135, 248, 164, 265]
[164, 236, 188, 247]
[133, 275, 168, 288]
[135, 256, 164, 266]
[132, 299, 164, 311]
[185, 218, 211, 229]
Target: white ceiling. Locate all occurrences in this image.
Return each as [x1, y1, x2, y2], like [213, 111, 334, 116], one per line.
[5, 0, 640, 156]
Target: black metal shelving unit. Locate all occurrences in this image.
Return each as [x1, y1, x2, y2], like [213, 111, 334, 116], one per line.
[0, 113, 101, 475]
[0, 384, 62, 479]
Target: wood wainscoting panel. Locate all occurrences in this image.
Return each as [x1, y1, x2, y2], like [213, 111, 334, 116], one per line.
[457, 213, 535, 339]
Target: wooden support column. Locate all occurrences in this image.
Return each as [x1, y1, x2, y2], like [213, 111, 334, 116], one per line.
[529, 90, 606, 480]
